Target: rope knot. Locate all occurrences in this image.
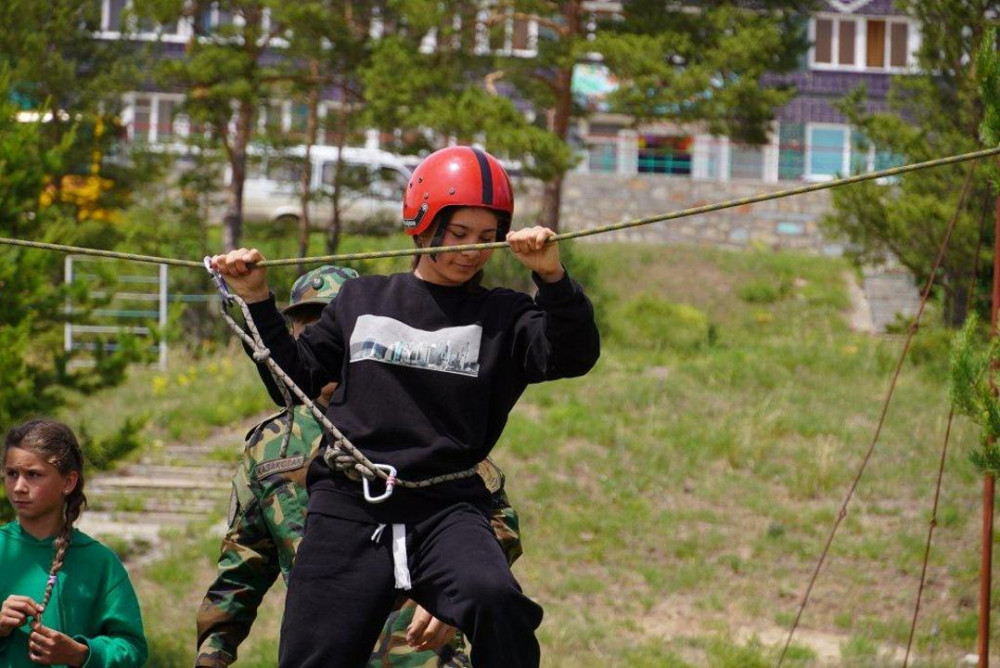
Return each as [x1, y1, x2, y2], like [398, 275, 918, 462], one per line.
[252, 348, 271, 362]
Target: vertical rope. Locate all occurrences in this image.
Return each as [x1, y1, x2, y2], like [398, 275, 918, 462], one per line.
[903, 187, 993, 666]
[777, 163, 977, 666]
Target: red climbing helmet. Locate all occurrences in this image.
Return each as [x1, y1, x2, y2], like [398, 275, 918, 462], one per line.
[402, 146, 514, 240]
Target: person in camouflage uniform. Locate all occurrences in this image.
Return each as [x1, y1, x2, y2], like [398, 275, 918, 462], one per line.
[195, 265, 524, 667]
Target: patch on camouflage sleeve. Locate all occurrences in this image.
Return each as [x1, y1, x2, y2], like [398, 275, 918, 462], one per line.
[256, 455, 306, 480]
[475, 458, 505, 494]
[227, 488, 239, 527]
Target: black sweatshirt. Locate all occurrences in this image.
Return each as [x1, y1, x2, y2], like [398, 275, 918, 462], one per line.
[245, 270, 600, 523]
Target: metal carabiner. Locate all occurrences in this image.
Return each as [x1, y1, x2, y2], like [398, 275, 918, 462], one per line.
[363, 464, 398, 504]
[203, 256, 234, 306]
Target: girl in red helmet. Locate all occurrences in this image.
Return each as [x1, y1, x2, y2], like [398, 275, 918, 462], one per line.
[211, 145, 599, 668]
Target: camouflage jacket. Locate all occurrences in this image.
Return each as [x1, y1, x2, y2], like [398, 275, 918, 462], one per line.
[195, 406, 523, 667]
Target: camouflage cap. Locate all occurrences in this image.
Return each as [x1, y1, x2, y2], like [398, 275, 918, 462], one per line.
[283, 265, 358, 317]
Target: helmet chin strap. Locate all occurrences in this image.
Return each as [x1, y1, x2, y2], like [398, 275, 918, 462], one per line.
[427, 218, 448, 262]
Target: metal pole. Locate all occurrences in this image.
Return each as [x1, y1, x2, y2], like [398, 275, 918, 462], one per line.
[158, 263, 168, 371]
[64, 255, 73, 354]
[981, 191, 1000, 668]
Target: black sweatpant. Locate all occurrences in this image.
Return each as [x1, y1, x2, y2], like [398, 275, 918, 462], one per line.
[278, 503, 543, 667]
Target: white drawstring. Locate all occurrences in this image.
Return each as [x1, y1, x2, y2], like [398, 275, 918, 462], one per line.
[371, 523, 412, 590]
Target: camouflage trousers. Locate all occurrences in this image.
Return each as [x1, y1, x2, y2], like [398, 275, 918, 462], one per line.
[369, 600, 471, 667]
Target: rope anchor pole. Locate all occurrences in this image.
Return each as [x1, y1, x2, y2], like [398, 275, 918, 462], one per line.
[978, 187, 1000, 668]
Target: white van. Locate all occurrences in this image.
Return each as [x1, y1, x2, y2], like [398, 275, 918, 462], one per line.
[241, 145, 411, 227]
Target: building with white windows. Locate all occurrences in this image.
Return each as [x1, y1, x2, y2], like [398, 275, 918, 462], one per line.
[573, 0, 918, 184]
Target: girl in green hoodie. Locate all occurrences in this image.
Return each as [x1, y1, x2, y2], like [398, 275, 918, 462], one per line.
[0, 419, 148, 667]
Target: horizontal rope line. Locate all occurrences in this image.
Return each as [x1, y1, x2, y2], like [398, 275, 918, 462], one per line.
[258, 145, 1000, 266]
[1, 145, 997, 268]
[0, 237, 204, 267]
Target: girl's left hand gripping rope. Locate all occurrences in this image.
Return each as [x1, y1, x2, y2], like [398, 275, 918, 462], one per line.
[204, 257, 235, 306]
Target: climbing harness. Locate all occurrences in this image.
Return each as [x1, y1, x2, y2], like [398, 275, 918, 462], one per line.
[203, 259, 478, 504]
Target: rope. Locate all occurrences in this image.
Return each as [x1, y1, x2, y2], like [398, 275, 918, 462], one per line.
[903, 409, 954, 667]
[902, 189, 992, 666]
[255, 145, 1000, 267]
[0, 237, 204, 267]
[211, 283, 478, 496]
[2, 146, 998, 269]
[776, 162, 977, 666]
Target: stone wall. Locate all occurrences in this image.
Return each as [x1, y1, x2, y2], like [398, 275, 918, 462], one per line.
[515, 173, 842, 255]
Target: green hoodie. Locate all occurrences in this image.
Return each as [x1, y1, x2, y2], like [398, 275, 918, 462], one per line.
[0, 522, 148, 667]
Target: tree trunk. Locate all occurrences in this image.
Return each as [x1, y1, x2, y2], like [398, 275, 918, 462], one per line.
[537, 2, 580, 231]
[222, 101, 254, 251]
[326, 80, 350, 254]
[298, 61, 321, 275]
[944, 277, 972, 328]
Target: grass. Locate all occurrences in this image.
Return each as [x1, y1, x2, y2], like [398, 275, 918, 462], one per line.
[56, 341, 274, 445]
[55, 241, 1000, 666]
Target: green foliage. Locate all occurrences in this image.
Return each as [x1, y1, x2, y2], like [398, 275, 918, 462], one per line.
[906, 320, 956, 373]
[343, 211, 400, 238]
[704, 636, 773, 668]
[737, 278, 791, 304]
[594, 2, 812, 143]
[613, 295, 712, 352]
[78, 417, 147, 471]
[824, 1, 998, 326]
[949, 314, 1000, 475]
[978, 27, 1000, 148]
[360, 15, 573, 181]
[840, 634, 879, 662]
[0, 0, 138, 116]
[0, 72, 149, 430]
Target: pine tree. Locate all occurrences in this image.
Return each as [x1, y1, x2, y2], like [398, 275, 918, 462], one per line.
[491, 0, 813, 231]
[823, 0, 999, 326]
[144, 0, 299, 250]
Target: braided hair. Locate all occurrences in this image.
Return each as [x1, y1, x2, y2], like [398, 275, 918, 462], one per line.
[4, 420, 87, 625]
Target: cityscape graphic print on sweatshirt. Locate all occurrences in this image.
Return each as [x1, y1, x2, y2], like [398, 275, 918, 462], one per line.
[349, 314, 482, 377]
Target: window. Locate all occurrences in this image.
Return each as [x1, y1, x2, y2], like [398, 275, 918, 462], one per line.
[811, 15, 913, 71]
[730, 144, 764, 180]
[778, 122, 806, 181]
[838, 20, 856, 65]
[290, 103, 309, 136]
[587, 143, 617, 173]
[813, 18, 858, 67]
[890, 23, 909, 67]
[807, 125, 849, 179]
[814, 19, 832, 63]
[371, 167, 408, 200]
[638, 135, 692, 175]
[101, 0, 182, 37]
[156, 98, 174, 141]
[198, 3, 234, 34]
[511, 17, 531, 51]
[125, 93, 182, 143]
[477, 10, 537, 57]
[864, 19, 910, 69]
[106, 0, 127, 31]
[866, 20, 886, 67]
[132, 95, 152, 141]
[268, 158, 303, 185]
[264, 101, 284, 133]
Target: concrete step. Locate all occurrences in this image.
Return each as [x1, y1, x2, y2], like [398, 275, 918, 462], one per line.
[145, 444, 241, 461]
[114, 463, 234, 480]
[76, 516, 165, 543]
[862, 268, 921, 333]
[88, 476, 230, 491]
[87, 494, 223, 514]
